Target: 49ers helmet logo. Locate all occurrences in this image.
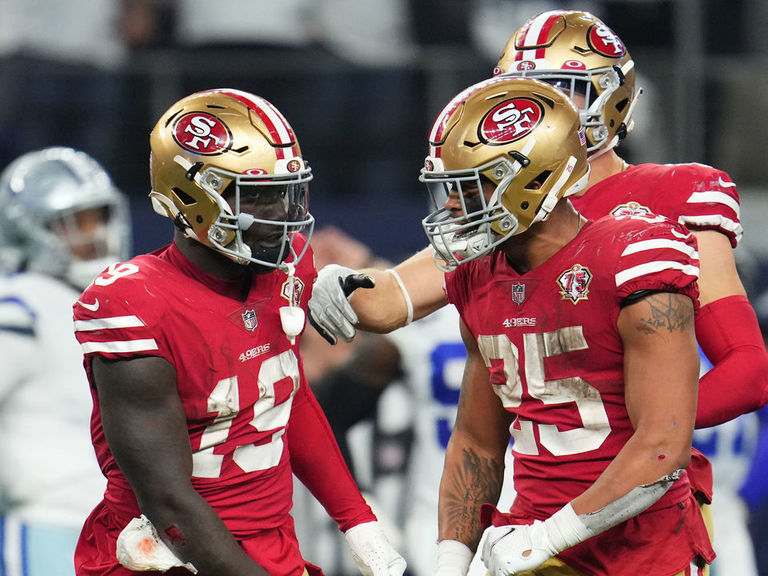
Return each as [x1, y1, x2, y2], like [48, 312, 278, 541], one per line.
[173, 112, 233, 155]
[587, 24, 625, 58]
[479, 98, 543, 144]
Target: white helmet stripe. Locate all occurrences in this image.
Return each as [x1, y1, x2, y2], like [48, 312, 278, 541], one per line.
[517, 11, 561, 61]
[217, 89, 297, 160]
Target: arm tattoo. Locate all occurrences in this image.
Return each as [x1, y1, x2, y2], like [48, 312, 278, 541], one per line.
[443, 447, 504, 548]
[635, 293, 693, 335]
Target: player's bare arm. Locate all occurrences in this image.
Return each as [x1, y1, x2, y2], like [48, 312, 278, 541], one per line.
[310, 246, 448, 343]
[693, 229, 747, 306]
[93, 355, 270, 576]
[438, 320, 511, 550]
[570, 291, 698, 516]
[351, 247, 447, 332]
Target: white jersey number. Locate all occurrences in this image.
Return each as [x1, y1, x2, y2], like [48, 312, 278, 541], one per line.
[192, 349, 300, 478]
[477, 327, 610, 456]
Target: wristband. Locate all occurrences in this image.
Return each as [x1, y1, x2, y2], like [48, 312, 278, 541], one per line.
[386, 268, 414, 326]
[435, 539, 473, 576]
[543, 503, 593, 553]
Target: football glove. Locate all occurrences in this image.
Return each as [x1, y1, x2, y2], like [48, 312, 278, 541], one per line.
[481, 505, 591, 576]
[308, 264, 374, 344]
[344, 520, 407, 576]
[116, 515, 197, 574]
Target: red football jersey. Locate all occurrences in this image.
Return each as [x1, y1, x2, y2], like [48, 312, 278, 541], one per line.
[74, 235, 316, 537]
[571, 162, 742, 247]
[446, 214, 699, 518]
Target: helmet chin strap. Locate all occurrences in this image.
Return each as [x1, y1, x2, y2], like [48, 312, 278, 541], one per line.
[278, 261, 305, 345]
[532, 156, 579, 225]
[587, 137, 618, 161]
[564, 164, 591, 197]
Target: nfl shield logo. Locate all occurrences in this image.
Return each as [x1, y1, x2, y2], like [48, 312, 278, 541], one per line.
[511, 283, 526, 305]
[242, 309, 258, 332]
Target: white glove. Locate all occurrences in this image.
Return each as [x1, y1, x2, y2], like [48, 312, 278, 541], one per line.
[116, 515, 198, 574]
[308, 264, 374, 344]
[481, 505, 591, 576]
[481, 522, 555, 576]
[344, 521, 407, 576]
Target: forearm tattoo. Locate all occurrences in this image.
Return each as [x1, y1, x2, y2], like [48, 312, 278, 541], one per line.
[443, 447, 504, 548]
[635, 293, 693, 335]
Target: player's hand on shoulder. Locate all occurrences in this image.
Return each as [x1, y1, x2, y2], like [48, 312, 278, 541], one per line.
[308, 264, 374, 345]
[344, 520, 407, 576]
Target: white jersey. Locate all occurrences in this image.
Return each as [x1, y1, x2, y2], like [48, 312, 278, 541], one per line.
[380, 306, 515, 576]
[0, 272, 105, 526]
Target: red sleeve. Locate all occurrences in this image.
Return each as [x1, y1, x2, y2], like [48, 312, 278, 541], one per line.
[73, 259, 169, 364]
[675, 165, 742, 248]
[286, 378, 376, 532]
[695, 295, 768, 428]
[612, 217, 700, 308]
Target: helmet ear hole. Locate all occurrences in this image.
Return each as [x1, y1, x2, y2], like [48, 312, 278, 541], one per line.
[525, 171, 551, 191]
[172, 187, 197, 206]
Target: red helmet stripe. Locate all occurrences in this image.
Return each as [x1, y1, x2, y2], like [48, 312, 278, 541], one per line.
[429, 92, 466, 148]
[216, 89, 297, 160]
[516, 11, 561, 61]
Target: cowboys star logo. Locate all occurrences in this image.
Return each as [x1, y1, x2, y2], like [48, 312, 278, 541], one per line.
[557, 264, 592, 304]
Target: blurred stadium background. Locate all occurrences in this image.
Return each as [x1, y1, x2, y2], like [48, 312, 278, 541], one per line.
[1, 0, 766, 266]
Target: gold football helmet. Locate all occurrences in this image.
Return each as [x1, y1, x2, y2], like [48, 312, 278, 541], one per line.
[421, 77, 589, 271]
[495, 10, 640, 154]
[149, 88, 314, 271]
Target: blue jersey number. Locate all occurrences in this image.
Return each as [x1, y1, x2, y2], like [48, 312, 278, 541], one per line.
[430, 342, 466, 448]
